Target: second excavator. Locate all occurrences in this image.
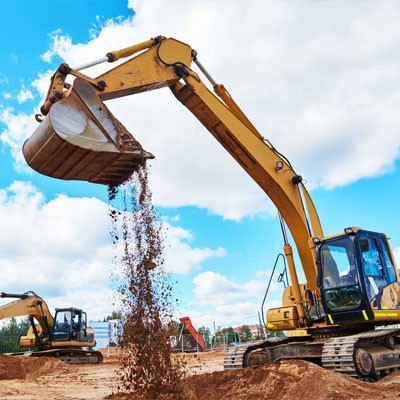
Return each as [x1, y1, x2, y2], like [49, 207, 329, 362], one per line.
[0, 291, 103, 363]
[23, 36, 400, 380]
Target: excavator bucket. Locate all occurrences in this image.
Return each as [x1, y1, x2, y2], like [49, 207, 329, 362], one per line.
[23, 77, 153, 187]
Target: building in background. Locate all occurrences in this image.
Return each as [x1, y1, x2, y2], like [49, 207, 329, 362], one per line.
[233, 324, 263, 341]
[89, 320, 122, 350]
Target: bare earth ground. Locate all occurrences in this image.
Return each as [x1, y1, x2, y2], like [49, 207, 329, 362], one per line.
[1, 349, 400, 400]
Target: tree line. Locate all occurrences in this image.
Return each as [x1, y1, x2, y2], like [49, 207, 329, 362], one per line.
[0, 317, 30, 353]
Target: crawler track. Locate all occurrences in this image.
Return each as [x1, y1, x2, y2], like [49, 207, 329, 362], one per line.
[322, 328, 400, 379]
[23, 348, 103, 364]
[224, 338, 290, 370]
[225, 329, 400, 380]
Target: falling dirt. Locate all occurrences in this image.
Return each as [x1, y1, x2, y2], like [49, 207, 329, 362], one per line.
[108, 164, 184, 399]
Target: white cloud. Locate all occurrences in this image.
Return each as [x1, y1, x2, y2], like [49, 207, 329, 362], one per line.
[41, 31, 72, 63]
[192, 270, 280, 306]
[0, 181, 226, 320]
[107, 215, 226, 277]
[180, 299, 281, 332]
[31, 70, 54, 99]
[3, 1, 400, 221]
[170, 215, 180, 222]
[0, 73, 8, 84]
[0, 181, 113, 320]
[187, 269, 284, 329]
[0, 108, 39, 172]
[16, 87, 34, 104]
[163, 222, 226, 274]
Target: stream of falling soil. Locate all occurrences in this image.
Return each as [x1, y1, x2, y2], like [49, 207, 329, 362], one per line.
[108, 164, 184, 400]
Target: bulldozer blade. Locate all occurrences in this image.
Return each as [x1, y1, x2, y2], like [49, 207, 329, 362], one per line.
[23, 77, 154, 187]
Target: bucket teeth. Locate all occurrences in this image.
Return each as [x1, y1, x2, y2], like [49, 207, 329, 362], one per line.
[23, 78, 153, 187]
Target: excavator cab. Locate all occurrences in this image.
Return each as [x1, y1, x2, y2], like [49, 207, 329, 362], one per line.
[316, 227, 398, 325]
[53, 307, 93, 345]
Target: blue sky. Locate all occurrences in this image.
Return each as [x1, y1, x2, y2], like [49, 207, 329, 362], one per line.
[1, 0, 400, 331]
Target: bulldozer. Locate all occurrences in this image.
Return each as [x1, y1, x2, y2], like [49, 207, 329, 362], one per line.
[23, 36, 400, 379]
[0, 291, 103, 363]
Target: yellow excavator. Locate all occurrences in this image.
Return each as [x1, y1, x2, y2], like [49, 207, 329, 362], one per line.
[23, 36, 400, 379]
[0, 291, 103, 363]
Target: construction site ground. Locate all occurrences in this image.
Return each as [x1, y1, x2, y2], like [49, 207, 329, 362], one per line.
[1, 348, 400, 399]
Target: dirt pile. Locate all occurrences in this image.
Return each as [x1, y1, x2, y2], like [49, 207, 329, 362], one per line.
[0, 354, 69, 380]
[108, 164, 184, 399]
[176, 351, 224, 375]
[180, 359, 391, 400]
[2, 352, 400, 399]
[105, 356, 400, 400]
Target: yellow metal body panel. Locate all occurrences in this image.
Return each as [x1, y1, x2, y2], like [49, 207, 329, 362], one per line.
[267, 306, 299, 331]
[96, 38, 192, 101]
[286, 329, 310, 337]
[20, 335, 37, 348]
[19, 325, 96, 349]
[373, 310, 400, 319]
[380, 283, 400, 310]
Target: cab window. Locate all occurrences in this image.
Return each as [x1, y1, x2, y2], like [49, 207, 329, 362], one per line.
[319, 236, 362, 311]
[360, 236, 387, 302]
[380, 237, 397, 284]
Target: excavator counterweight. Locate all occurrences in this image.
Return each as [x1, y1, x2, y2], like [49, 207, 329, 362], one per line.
[23, 78, 153, 187]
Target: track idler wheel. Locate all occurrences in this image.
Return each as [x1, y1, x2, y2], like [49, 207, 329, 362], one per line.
[354, 347, 374, 377]
[244, 348, 272, 367]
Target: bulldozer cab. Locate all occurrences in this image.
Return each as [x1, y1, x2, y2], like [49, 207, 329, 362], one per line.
[53, 308, 88, 342]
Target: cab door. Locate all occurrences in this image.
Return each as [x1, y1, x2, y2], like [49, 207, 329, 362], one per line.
[358, 233, 397, 309]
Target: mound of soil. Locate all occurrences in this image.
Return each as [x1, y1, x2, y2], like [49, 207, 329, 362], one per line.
[0, 354, 69, 380]
[2, 352, 400, 399]
[180, 360, 389, 400]
[108, 357, 400, 400]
